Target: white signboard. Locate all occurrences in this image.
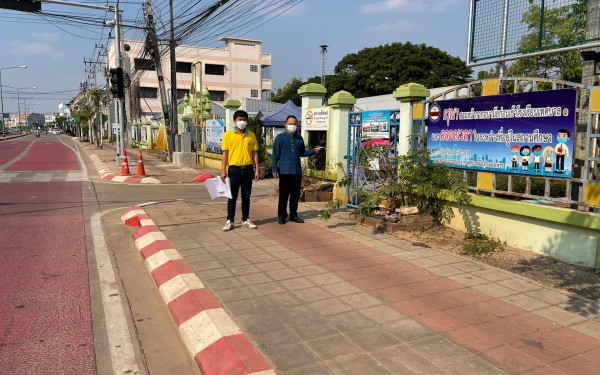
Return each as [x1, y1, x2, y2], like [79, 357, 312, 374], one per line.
[304, 107, 329, 131]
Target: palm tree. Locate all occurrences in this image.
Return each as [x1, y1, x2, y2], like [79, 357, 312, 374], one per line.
[86, 87, 109, 148]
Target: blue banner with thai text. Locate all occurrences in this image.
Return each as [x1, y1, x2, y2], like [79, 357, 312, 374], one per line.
[427, 89, 576, 178]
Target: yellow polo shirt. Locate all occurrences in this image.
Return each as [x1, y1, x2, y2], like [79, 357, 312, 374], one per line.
[221, 129, 258, 166]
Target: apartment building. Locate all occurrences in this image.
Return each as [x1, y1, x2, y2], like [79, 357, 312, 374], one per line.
[107, 37, 272, 121]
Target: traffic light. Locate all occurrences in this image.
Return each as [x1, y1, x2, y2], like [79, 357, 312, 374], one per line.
[109, 67, 124, 99]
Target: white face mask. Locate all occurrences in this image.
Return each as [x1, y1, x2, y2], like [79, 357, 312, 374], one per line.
[236, 120, 247, 130]
[286, 124, 297, 133]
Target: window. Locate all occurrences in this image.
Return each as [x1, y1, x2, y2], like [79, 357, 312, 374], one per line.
[134, 58, 155, 71]
[139, 87, 158, 98]
[250, 64, 258, 72]
[251, 89, 259, 98]
[208, 90, 225, 101]
[176, 89, 188, 99]
[175, 62, 192, 73]
[205, 64, 225, 75]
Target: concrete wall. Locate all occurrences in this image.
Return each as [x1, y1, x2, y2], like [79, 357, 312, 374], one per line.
[448, 195, 600, 269]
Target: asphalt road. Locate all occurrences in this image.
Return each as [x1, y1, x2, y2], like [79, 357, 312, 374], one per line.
[0, 134, 202, 374]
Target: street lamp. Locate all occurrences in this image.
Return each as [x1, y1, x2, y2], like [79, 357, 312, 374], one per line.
[0, 65, 27, 133]
[6, 85, 36, 131]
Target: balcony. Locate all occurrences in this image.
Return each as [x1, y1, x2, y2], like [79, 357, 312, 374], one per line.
[261, 79, 272, 91]
[260, 53, 271, 67]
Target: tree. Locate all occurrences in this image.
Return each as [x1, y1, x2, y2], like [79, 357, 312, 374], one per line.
[507, 0, 588, 82]
[86, 87, 109, 148]
[55, 115, 67, 130]
[72, 104, 92, 141]
[270, 77, 305, 105]
[331, 42, 472, 97]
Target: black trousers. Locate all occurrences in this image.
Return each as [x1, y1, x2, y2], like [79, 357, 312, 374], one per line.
[278, 174, 302, 219]
[227, 166, 253, 222]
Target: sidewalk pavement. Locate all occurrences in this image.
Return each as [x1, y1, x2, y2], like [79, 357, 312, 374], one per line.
[92, 142, 600, 374]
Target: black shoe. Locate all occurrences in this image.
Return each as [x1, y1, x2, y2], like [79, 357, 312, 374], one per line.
[289, 216, 304, 223]
[278, 218, 286, 225]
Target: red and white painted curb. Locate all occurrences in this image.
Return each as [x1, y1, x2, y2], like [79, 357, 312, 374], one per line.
[121, 205, 275, 375]
[90, 154, 160, 184]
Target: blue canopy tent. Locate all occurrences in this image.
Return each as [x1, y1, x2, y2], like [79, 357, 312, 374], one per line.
[260, 100, 302, 127]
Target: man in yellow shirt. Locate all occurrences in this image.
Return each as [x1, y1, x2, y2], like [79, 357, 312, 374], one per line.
[220, 110, 260, 231]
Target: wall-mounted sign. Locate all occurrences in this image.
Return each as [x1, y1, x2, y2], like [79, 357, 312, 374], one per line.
[205, 119, 225, 154]
[427, 89, 576, 178]
[304, 107, 329, 131]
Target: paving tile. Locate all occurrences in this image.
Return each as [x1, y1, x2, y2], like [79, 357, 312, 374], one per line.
[357, 304, 406, 325]
[444, 304, 497, 325]
[205, 276, 243, 291]
[237, 272, 274, 285]
[501, 312, 561, 335]
[559, 299, 600, 319]
[398, 281, 441, 297]
[478, 345, 545, 374]
[393, 298, 438, 317]
[498, 278, 543, 293]
[447, 273, 490, 287]
[532, 306, 588, 326]
[524, 365, 568, 375]
[472, 282, 520, 298]
[192, 262, 227, 274]
[581, 346, 600, 364]
[327, 353, 393, 375]
[512, 336, 580, 364]
[525, 288, 572, 305]
[426, 277, 465, 292]
[570, 319, 600, 341]
[442, 326, 503, 353]
[443, 358, 507, 375]
[225, 297, 274, 317]
[537, 327, 600, 353]
[293, 286, 333, 302]
[321, 282, 362, 296]
[286, 317, 340, 341]
[451, 261, 486, 273]
[474, 319, 528, 343]
[280, 257, 314, 267]
[266, 268, 302, 281]
[260, 293, 302, 309]
[408, 336, 479, 368]
[428, 254, 465, 264]
[219, 256, 250, 267]
[370, 345, 446, 374]
[308, 298, 352, 316]
[369, 287, 412, 303]
[500, 294, 552, 311]
[246, 253, 277, 263]
[248, 281, 286, 297]
[472, 298, 525, 318]
[279, 277, 316, 291]
[197, 267, 233, 280]
[266, 342, 321, 373]
[325, 311, 378, 332]
[383, 319, 436, 343]
[214, 286, 256, 302]
[295, 264, 327, 276]
[408, 257, 443, 268]
[470, 268, 512, 282]
[552, 355, 600, 374]
[281, 363, 335, 375]
[306, 272, 343, 286]
[251, 326, 303, 350]
[421, 264, 464, 277]
[185, 253, 217, 263]
[345, 327, 402, 352]
[254, 260, 288, 271]
[305, 334, 363, 360]
[413, 310, 468, 333]
[226, 264, 262, 276]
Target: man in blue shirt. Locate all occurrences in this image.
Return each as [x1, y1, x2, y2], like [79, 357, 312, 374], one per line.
[271, 115, 323, 224]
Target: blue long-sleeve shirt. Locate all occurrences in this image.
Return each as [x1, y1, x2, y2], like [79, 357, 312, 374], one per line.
[271, 131, 316, 175]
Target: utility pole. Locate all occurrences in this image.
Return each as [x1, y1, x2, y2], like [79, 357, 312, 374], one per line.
[169, 0, 178, 143]
[144, 0, 173, 158]
[319, 45, 328, 87]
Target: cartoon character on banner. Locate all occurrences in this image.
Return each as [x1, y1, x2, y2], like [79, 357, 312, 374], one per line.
[510, 144, 519, 170]
[532, 145, 542, 172]
[543, 146, 554, 173]
[520, 145, 531, 172]
[554, 129, 570, 174]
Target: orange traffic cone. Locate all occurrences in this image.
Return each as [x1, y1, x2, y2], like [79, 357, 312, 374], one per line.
[136, 150, 146, 177]
[120, 150, 130, 175]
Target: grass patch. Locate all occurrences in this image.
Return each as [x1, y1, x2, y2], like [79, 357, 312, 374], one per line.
[462, 232, 501, 256]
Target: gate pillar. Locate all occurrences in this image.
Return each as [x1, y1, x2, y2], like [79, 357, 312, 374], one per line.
[223, 99, 241, 132]
[328, 90, 357, 201]
[393, 83, 430, 155]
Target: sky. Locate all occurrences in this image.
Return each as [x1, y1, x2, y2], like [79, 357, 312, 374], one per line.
[0, 0, 472, 114]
